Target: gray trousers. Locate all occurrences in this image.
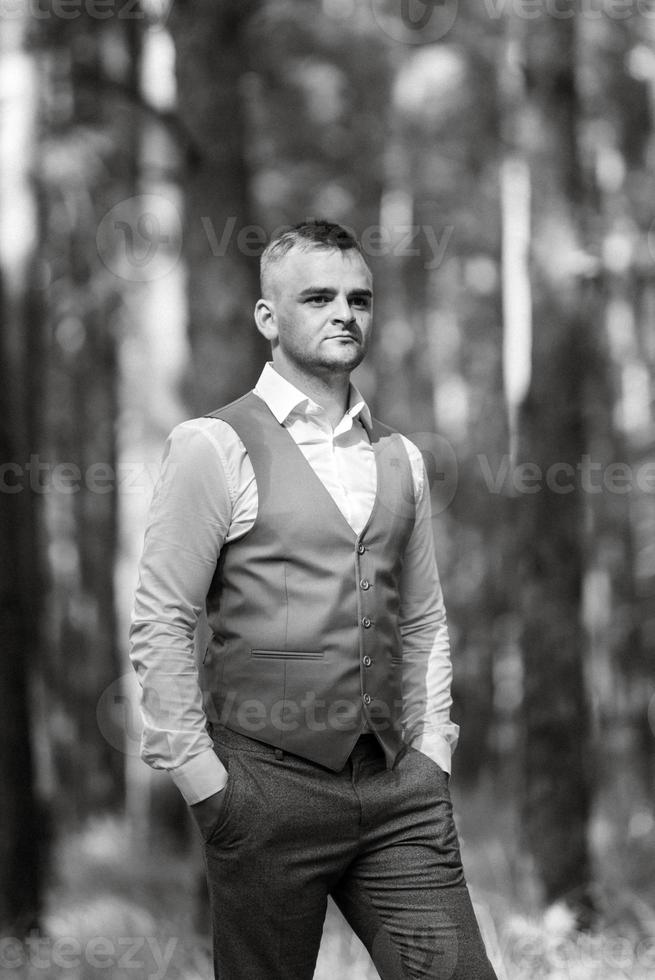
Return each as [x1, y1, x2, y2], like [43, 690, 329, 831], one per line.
[202, 724, 498, 980]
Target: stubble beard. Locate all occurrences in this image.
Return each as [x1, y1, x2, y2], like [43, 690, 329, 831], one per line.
[279, 334, 367, 380]
[311, 342, 367, 377]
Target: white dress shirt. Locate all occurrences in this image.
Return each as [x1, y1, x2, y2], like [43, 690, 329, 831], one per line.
[130, 363, 459, 805]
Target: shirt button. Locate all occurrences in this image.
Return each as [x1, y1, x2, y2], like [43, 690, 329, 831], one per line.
[360, 578, 370, 590]
[357, 543, 366, 555]
[363, 693, 371, 705]
[361, 617, 372, 628]
[363, 655, 372, 667]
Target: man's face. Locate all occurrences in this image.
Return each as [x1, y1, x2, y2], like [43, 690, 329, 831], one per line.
[258, 246, 373, 378]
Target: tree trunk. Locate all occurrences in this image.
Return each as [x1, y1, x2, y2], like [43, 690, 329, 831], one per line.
[168, 0, 268, 414]
[30, 6, 144, 820]
[0, 275, 44, 932]
[515, 14, 594, 918]
[584, 20, 652, 797]
[0, 16, 49, 931]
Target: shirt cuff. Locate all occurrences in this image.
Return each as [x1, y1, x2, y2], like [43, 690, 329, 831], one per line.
[409, 729, 458, 775]
[169, 747, 228, 805]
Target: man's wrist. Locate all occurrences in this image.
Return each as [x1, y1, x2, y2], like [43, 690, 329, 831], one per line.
[189, 786, 230, 842]
[170, 748, 228, 805]
[409, 733, 454, 776]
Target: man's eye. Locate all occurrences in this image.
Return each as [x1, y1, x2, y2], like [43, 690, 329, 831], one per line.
[307, 295, 330, 305]
[352, 297, 370, 309]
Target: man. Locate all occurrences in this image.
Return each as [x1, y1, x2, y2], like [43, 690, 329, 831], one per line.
[130, 220, 498, 979]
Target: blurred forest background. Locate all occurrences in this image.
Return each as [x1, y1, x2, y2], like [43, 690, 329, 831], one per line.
[2, 0, 655, 977]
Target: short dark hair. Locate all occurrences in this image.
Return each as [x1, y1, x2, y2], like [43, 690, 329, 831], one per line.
[260, 220, 366, 297]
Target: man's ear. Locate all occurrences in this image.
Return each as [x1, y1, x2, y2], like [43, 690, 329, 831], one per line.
[254, 299, 278, 342]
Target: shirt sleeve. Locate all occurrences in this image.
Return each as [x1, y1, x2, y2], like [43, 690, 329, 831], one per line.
[398, 438, 460, 775]
[129, 419, 237, 805]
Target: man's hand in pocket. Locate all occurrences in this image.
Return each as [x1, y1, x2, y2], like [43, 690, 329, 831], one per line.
[191, 786, 228, 840]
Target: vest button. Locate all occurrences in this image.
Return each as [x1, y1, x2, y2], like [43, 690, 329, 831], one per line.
[363, 655, 372, 667]
[363, 693, 371, 705]
[360, 578, 370, 590]
[357, 543, 366, 555]
[361, 617, 372, 628]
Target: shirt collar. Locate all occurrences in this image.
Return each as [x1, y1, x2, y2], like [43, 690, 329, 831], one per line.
[254, 362, 373, 432]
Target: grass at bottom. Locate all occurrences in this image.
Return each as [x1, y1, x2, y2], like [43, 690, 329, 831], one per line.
[1, 815, 210, 980]
[451, 770, 655, 980]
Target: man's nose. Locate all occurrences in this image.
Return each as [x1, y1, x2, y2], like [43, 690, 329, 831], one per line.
[331, 296, 355, 325]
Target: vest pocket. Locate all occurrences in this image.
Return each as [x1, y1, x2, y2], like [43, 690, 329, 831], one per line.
[251, 649, 324, 660]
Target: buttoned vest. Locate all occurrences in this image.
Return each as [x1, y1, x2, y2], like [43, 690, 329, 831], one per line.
[201, 391, 416, 771]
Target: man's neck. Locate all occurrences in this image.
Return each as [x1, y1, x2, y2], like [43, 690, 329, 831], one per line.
[270, 361, 350, 429]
